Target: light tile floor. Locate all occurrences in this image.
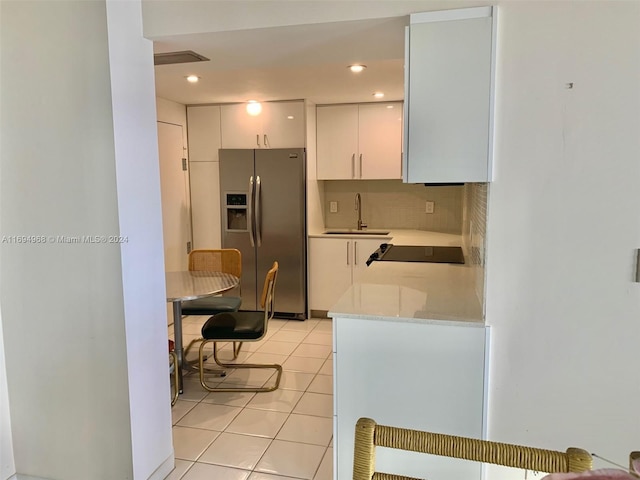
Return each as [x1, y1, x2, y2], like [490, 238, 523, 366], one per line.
[168, 316, 334, 480]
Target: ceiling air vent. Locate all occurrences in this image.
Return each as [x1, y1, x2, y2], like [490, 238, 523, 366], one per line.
[154, 50, 209, 66]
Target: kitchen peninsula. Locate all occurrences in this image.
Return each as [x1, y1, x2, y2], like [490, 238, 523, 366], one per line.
[317, 229, 489, 480]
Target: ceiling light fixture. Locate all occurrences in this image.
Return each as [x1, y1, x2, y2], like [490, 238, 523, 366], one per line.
[186, 75, 199, 83]
[373, 92, 385, 98]
[349, 64, 367, 73]
[246, 101, 262, 116]
[287, 116, 294, 120]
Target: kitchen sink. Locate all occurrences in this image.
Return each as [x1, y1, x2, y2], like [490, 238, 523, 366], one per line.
[324, 230, 390, 235]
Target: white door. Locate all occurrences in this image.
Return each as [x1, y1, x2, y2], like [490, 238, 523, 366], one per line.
[157, 121, 191, 272]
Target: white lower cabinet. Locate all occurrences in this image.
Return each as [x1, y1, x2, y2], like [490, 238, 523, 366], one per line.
[333, 315, 488, 480]
[309, 237, 387, 311]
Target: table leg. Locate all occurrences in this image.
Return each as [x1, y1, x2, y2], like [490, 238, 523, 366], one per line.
[172, 301, 184, 393]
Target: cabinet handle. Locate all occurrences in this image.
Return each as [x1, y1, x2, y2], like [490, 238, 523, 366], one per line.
[351, 154, 355, 179]
[256, 134, 260, 148]
[636, 249, 640, 283]
[346, 241, 350, 265]
[354, 241, 358, 265]
[264, 134, 269, 148]
[359, 154, 363, 179]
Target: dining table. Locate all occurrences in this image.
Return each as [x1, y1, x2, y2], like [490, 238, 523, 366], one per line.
[165, 270, 240, 392]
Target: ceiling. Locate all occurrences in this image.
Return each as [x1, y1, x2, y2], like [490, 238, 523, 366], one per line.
[152, 16, 408, 106]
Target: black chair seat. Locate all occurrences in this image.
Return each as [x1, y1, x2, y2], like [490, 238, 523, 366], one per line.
[201, 312, 265, 340]
[181, 296, 242, 316]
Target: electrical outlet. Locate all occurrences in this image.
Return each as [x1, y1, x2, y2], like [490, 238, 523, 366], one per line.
[425, 201, 435, 214]
[330, 201, 338, 213]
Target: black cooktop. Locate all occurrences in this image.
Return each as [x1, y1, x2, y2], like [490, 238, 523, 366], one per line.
[366, 243, 464, 266]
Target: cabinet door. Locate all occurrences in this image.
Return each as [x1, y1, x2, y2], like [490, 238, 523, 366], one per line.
[405, 8, 493, 183]
[351, 238, 388, 283]
[309, 237, 353, 311]
[187, 105, 221, 162]
[316, 105, 358, 180]
[358, 103, 402, 179]
[189, 162, 221, 249]
[263, 101, 305, 148]
[335, 317, 487, 480]
[220, 103, 264, 149]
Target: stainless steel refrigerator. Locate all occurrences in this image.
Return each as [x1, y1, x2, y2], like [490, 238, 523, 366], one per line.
[219, 148, 307, 319]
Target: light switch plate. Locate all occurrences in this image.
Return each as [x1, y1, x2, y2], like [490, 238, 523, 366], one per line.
[330, 201, 338, 213]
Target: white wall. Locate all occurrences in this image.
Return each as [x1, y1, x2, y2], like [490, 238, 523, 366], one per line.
[142, 0, 483, 37]
[0, 1, 171, 479]
[141, 7, 640, 472]
[485, 1, 640, 474]
[107, 2, 174, 479]
[0, 7, 15, 477]
[156, 96, 188, 149]
[0, 314, 15, 480]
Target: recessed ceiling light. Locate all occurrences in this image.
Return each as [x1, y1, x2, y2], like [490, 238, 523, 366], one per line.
[246, 100, 262, 116]
[373, 92, 385, 98]
[186, 75, 199, 83]
[349, 64, 367, 73]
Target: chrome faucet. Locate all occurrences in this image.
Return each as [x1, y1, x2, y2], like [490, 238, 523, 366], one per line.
[355, 193, 367, 230]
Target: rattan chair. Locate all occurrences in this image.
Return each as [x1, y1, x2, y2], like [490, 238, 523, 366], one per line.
[182, 249, 243, 359]
[353, 417, 593, 480]
[198, 261, 282, 393]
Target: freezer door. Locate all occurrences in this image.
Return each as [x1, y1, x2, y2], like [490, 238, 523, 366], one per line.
[255, 148, 307, 316]
[219, 149, 258, 311]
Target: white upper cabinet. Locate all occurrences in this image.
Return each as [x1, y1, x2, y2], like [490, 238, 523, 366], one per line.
[358, 103, 403, 179]
[404, 7, 495, 183]
[317, 102, 402, 180]
[316, 105, 359, 179]
[220, 101, 305, 149]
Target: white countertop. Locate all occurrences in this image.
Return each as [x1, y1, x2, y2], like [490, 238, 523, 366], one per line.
[319, 229, 484, 325]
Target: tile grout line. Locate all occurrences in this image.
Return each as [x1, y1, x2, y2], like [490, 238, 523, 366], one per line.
[173, 317, 332, 480]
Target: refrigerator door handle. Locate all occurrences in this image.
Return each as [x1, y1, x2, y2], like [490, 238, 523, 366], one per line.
[255, 175, 262, 247]
[248, 176, 255, 247]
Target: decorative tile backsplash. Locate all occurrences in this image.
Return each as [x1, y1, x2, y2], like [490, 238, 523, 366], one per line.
[323, 180, 464, 234]
[462, 183, 488, 304]
[322, 179, 488, 309]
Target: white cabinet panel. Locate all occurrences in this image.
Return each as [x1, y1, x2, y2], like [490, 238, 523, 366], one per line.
[263, 101, 305, 148]
[334, 316, 487, 480]
[220, 103, 264, 149]
[358, 103, 402, 179]
[309, 237, 352, 311]
[317, 103, 402, 180]
[405, 7, 494, 183]
[189, 162, 221, 249]
[221, 101, 305, 149]
[186, 105, 221, 162]
[309, 237, 388, 311]
[316, 105, 359, 179]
